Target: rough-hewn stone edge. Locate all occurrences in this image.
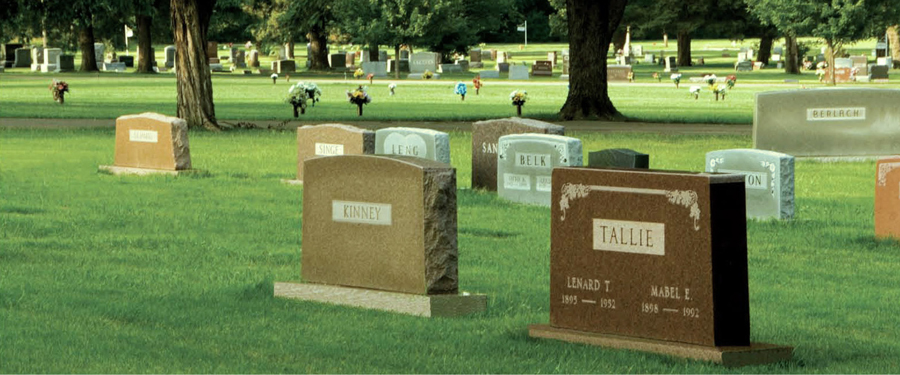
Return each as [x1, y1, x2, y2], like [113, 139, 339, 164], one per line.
[422, 167, 458, 295]
[434, 133, 451, 164]
[780, 156, 795, 219]
[362, 131, 376, 154]
[170, 118, 191, 170]
[566, 138, 584, 167]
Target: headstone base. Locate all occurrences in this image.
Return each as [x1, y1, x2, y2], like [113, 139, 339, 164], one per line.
[98, 165, 190, 176]
[274, 282, 487, 318]
[407, 73, 440, 79]
[528, 325, 792, 368]
[280, 179, 303, 185]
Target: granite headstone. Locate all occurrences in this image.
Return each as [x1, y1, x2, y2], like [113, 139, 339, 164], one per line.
[497, 134, 582, 206]
[375, 127, 450, 164]
[296, 124, 375, 182]
[588, 148, 649, 169]
[472, 118, 565, 191]
[706, 149, 795, 220]
[112, 112, 191, 171]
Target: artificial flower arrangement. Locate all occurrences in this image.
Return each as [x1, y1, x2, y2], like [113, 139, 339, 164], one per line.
[472, 75, 482, 95]
[422, 70, 434, 79]
[367, 73, 375, 84]
[510, 89, 528, 116]
[285, 82, 310, 117]
[671, 73, 682, 88]
[689, 85, 701, 100]
[388, 82, 397, 96]
[354, 68, 365, 79]
[714, 83, 727, 101]
[304, 82, 322, 106]
[725, 74, 737, 89]
[49, 79, 69, 104]
[454, 82, 467, 101]
[271, 73, 278, 84]
[346, 85, 372, 116]
[703, 74, 718, 87]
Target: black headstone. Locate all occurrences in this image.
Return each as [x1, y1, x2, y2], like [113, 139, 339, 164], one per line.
[588, 148, 649, 169]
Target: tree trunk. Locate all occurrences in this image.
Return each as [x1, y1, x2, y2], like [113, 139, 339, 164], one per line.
[394, 44, 401, 79]
[307, 28, 329, 70]
[676, 31, 691, 67]
[888, 25, 900, 64]
[77, 23, 98, 72]
[285, 41, 294, 59]
[784, 34, 800, 74]
[826, 39, 837, 86]
[757, 33, 774, 66]
[171, 0, 220, 130]
[558, 0, 627, 121]
[136, 14, 154, 73]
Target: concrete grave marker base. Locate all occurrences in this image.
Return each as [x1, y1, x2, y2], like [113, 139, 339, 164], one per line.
[98, 165, 190, 176]
[528, 325, 793, 368]
[274, 282, 486, 318]
[281, 179, 303, 185]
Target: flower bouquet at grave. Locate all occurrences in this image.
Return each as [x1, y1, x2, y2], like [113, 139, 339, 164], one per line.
[726, 74, 736, 89]
[304, 82, 322, 106]
[510, 89, 528, 116]
[652, 72, 661, 82]
[346, 85, 372, 116]
[388, 82, 397, 96]
[454, 82, 467, 101]
[422, 70, 434, 79]
[286, 82, 310, 117]
[703, 74, 717, 88]
[671, 73, 682, 88]
[49, 79, 69, 104]
[472, 75, 482, 95]
[354, 68, 364, 79]
[715, 84, 727, 101]
[271, 73, 278, 84]
[689, 85, 701, 100]
[367, 73, 374, 84]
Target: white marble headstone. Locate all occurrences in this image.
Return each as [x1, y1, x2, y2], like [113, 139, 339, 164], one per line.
[706, 148, 794, 220]
[497, 133, 583, 206]
[375, 127, 450, 164]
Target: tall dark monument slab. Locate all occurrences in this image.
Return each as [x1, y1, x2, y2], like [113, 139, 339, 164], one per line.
[529, 167, 793, 366]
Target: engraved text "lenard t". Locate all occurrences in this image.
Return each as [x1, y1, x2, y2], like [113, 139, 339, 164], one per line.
[332, 200, 392, 225]
[593, 219, 665, 256]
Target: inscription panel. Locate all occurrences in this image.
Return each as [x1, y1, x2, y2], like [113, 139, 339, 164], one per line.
[706, 148, 795, 220]
[550, 167, 750, 347]
[471, 118, 564, 191]
[497, 133, 582, 206]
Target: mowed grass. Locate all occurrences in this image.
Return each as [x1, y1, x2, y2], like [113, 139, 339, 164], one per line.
[2, 126, 899, 373]
[4, 73, 898, 124]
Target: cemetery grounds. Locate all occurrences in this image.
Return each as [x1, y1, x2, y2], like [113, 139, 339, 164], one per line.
[1, 39, 899, 373]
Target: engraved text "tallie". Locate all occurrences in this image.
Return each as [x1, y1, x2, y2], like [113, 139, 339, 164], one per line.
[315, 143, 344, 156]
[593, 219, 665, 256]
[332, 200, 392, 225]
[806, 107, 866, 121]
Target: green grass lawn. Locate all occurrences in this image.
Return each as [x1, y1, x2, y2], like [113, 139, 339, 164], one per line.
[2, 126, 898, 373]
[3, 39, 898, 124]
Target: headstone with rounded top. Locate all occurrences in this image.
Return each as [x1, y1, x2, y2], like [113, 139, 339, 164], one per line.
[291, 124, 375, 184]
[497, 133, 582, 206]
[472, 118, 564, 191]
[375, 127, 450, 164]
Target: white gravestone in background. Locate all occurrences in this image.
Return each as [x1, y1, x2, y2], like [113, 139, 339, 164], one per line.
[375, 127, 450, 164]
[706, 149, 795, 220]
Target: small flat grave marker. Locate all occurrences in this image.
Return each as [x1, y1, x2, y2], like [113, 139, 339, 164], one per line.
[472, 118, 564, 191]
[99, 112, 191, 175]
[497, 133, 582, 206]
[529, 167, 792, 366]
[275, 155, 486, 317]
[375, 127, 450, 164]
[509, 65, 529, 80]
[706, 149, 795, 220]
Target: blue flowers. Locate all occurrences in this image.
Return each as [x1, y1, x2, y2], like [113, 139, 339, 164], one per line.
[454, 82, 467, 96]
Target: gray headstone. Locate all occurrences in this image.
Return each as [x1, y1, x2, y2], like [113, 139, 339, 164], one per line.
[479, 70, 499, 79]
[41, 48, 61, 73]
[754, 88, 900, 157]
[834, 58, 853, 69]
[164, 45, 176, 68]
[56, 55, 75, 72]
[272, 59, 296, 73]
[14, 48, 31, 67]
[509, 65, 529, 80]
[439, 63, 461, 73]
[706, 149, 794, 220]
[588, 149, 649, 169]
[388, 59, 410, 73]
[664, 56, 677, 72]
[378, 50, 388, 61]
[496, 63, 510, 73]
[472, 118, 564, 191]
[248, 50, 260, 68]
[362, 61, 387, 77]
[400, 50, 410, 60]
[736, 61, 753, 71]
[94, 43, 105, 66]
[481, 50, 492, 61]
[497, 133, 583, 206]
[375, 127, 450, 164]
[102, 62, 127, 72]
[30, 47, 43, 71]
[871, 65, 889, 79]
[455, 60, 469, 72]
[328, 53, 346, 71]
[410, 52, 439, 73]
